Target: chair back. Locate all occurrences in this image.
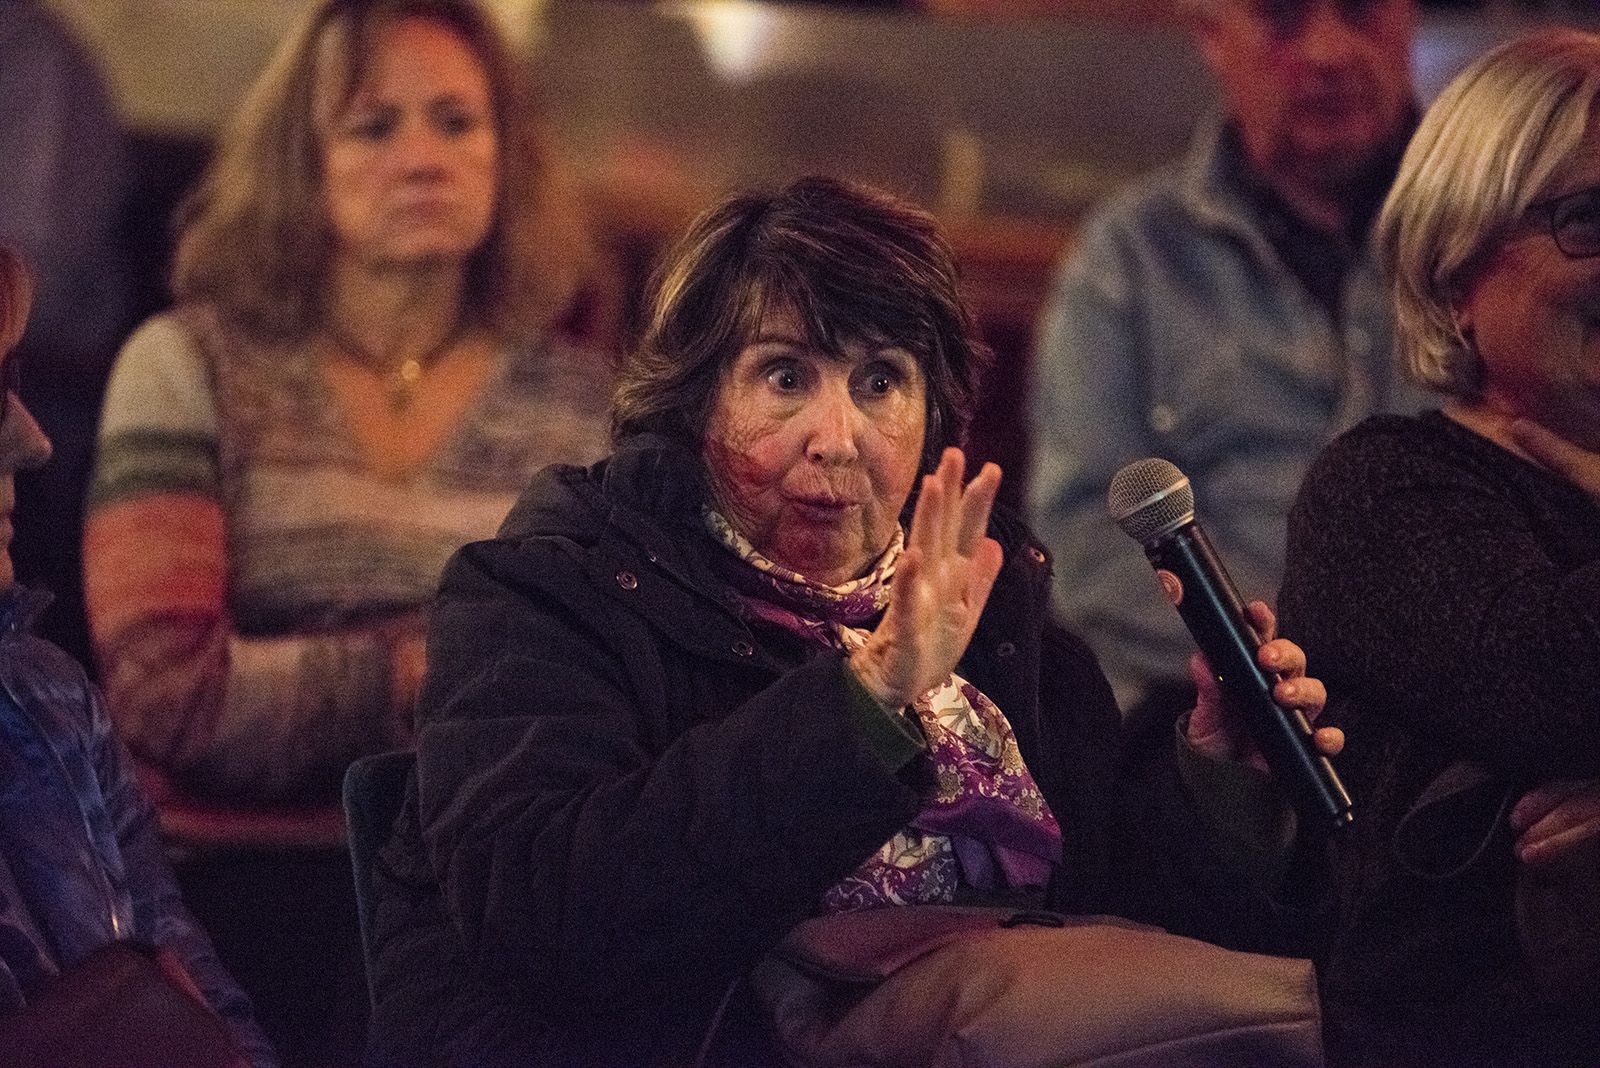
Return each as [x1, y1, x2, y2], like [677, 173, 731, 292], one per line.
[342, 749, 416, 1009]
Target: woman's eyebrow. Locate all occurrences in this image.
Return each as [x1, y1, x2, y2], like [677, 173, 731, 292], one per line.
[748, 332, 806, 347]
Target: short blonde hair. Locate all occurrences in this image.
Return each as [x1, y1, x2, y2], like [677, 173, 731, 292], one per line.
[0, 247, 33, 355]
[172, 0, 592, 343]
[1379, 28, 1600, 397]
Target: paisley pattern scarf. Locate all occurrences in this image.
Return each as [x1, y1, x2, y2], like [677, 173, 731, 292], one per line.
[705, 510, 1062, 912]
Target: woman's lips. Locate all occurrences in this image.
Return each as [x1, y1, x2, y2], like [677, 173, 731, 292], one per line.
[790, 496, 860, 520]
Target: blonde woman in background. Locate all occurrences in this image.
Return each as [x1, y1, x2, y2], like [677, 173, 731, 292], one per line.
[82, 1, 610, 1061]
[1280, 28, 1600, 1067]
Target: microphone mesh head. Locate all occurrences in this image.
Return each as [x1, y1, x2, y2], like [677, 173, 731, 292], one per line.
[1107, 458, 1195, 544]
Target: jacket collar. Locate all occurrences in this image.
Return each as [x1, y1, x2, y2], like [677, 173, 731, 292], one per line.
[602, 434, 711, 532]
[1180, 115, 1290, 268]
[1180, 111, 1413, 261]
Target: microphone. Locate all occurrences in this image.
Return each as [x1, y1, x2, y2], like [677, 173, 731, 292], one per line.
[1107, 458, 1352, 832]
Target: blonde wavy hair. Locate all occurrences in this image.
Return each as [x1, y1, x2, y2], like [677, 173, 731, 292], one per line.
[1379, 27, 1600, 397]
[172, 0, 592, 343]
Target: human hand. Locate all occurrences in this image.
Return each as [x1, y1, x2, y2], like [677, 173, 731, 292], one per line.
[1511, 419, 1600, 502]
[1184, 600, 1341, 773]
[1511, 779, 1600, 867]
[850, 448, 1004, 710]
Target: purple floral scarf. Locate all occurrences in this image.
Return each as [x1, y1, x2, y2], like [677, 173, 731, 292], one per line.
[705, 510, 1062, 912]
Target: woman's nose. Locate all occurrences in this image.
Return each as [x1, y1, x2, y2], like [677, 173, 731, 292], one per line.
[804, 386, 860, 465]
[395, 118, 450, 176]
[1294, 0, 1362, 68]
[0, 393, 53, 474]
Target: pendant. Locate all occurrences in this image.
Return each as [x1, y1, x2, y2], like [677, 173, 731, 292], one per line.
[388, 356, 423, 412]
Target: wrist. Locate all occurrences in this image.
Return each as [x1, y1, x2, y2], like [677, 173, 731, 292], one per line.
[848, 648, 903, 713]
[1182, 709, 1235, 762]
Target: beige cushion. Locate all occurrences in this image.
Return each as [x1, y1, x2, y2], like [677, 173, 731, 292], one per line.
[752, 907, 1323, 1068]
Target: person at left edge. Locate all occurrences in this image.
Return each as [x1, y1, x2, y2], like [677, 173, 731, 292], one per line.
[0, 245, 276, 1066]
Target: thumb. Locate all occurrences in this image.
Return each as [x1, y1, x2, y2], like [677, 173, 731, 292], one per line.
[1185, 652, 1230, 758]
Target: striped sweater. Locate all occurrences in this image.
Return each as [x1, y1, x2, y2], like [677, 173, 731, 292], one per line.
[84, 305, 610, 806]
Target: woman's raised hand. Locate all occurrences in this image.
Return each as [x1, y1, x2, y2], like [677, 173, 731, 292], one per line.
[850, 448, 1004, 711]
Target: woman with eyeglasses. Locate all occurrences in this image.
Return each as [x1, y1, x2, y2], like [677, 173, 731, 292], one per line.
[1277, 29, 1600, 1068]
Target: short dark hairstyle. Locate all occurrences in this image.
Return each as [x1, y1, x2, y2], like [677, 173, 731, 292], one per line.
[613, 176, 990, 471]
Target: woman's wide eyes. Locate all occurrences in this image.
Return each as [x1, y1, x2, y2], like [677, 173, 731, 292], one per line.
[756, 359, 905, 398]
[862, 369, 895, 395]
[765, 365, 803, 391]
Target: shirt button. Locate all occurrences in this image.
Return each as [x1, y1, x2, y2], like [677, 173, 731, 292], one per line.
[1148, 404, 1176, 434]
[732, 640, 753, 657]
[995, 641, 1017, 659]
[616, 571, 638, 590]
[645, 551, 659, 564]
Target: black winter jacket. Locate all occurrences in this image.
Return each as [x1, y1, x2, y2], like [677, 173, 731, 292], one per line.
[367, 436, 1314, 1067]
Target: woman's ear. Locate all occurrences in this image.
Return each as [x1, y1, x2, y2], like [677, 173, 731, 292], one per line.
[1444, 277, 1477, 348]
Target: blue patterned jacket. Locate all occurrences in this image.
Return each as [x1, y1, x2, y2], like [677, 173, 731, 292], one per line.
[0, 586, 276, 1066]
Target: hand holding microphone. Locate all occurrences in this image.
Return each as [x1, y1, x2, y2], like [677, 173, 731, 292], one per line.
[1184, 601, 1339, 773]
[1108, 458, 1353, 832]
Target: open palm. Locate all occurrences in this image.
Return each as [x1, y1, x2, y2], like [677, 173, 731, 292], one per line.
[850, 448, 1004, 710]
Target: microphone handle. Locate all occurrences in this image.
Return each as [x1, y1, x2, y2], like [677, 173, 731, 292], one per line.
[1146, 522, 1353, 832]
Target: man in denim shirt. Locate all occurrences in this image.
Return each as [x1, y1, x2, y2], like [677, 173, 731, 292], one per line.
[1030, 0, 1424, 722]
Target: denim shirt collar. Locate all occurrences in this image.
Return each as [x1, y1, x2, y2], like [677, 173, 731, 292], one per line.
[1180, 110, 1415, 259]
[1179, 115, 1289, 267]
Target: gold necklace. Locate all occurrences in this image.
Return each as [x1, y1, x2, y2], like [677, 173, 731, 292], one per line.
[326, 324, 462, 413]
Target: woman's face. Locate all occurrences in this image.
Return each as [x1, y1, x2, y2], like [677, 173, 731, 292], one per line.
[320, 17, 498, 272]
[704, 308, 928, 585]
[1458, 109, 1600, 450]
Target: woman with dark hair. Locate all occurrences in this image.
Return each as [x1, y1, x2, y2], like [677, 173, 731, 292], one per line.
[367, 176, 1340, 1066]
